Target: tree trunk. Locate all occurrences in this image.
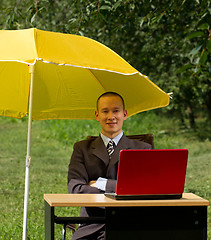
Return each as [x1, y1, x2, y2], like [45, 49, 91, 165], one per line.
[187, 105, 195, 128]
[205, 89, 211, 127]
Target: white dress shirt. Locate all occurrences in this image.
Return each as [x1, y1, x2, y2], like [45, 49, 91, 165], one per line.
[95, 132, 123, 191]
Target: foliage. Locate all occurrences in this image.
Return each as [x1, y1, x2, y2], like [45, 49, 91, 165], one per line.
[0, 0, 210, 129]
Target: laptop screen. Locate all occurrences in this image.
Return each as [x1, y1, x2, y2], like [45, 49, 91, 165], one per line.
[116, 149, 188, 196]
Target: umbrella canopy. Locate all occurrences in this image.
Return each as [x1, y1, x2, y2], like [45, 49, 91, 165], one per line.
[0, 28, 169, 120]
[0, 28, 170, 240]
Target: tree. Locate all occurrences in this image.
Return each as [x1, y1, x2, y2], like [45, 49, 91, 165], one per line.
[0, 0, 210, 127]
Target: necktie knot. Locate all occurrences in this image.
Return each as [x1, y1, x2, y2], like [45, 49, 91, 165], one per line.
[107, 140, 114, 158]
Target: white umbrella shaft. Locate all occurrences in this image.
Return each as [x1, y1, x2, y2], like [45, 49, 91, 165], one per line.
[23, 65, 34, 240]
[22, 163, 30, 240]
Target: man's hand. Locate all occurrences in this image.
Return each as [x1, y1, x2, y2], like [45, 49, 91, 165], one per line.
[89, 180, 97, 187]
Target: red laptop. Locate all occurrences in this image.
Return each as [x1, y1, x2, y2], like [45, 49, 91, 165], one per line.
[105, 149, 188, 200]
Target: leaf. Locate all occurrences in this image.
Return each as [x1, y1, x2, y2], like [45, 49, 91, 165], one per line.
[207, 40, 211, 53]
[177, 64, 193, 73]
[194, 57, 200, 65]
[68, 18, 77, 24]
[198, 23, 209, 30]
[31, 13, 37, 24]
[181, 0, 187, 6]
[104, 0, 112, 5]
[209, 66, 211, 74]
[193, 64, 201, 73]
[200, 51, 207, 65]
[113, 0, 122, 10]
[189, 44, 202, 57]
[100, 5, 112, 11]
[187, 31, 204, 40]
[139, 18, 145, 28]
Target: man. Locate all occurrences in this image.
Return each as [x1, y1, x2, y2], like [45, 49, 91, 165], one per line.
[68, 92, 152, 240]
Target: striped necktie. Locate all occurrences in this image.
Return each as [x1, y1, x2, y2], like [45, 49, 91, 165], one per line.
[107, 140, 115, 158]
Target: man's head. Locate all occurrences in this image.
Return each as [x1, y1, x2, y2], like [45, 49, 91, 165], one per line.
[96, 92, 125, 111]
[95, 92, 127, 139]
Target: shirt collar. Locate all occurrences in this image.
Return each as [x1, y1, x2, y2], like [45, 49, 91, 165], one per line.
[100, 132, 123, 147]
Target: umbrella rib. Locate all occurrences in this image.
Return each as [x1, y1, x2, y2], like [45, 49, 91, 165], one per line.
[0, 58, 139, 76]
[86, 68, 106, 92]
[42, 60, 139, 75]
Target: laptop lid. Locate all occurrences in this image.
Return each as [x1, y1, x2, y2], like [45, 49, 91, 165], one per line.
[115, 149, 188, 196]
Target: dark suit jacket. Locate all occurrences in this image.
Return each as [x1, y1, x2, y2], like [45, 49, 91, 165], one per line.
[68, 134, 152, 239]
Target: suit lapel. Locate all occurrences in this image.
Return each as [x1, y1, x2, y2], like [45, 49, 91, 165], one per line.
[90, 134, 134, 171]
[107, 134, 131, 171]
[90, 136, 109, 166]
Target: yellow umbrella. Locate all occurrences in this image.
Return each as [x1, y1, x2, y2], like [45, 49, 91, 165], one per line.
[0, 28, 169, 119]
[0, 28, 169, 239]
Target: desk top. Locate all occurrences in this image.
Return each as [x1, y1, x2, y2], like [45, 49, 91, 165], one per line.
[44, 193, 209, 207]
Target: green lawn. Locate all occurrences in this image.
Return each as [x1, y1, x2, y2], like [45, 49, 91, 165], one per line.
[0, 112, 210, 239]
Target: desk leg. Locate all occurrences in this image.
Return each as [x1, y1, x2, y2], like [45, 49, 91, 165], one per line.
[45, 200, 55, 240]
[105, 206, 207, 240]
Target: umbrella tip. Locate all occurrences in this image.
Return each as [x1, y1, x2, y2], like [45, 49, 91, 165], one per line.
[168, 92, 173, 99]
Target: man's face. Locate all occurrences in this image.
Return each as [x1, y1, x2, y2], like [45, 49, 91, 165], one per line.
[95, 95, 127, 139]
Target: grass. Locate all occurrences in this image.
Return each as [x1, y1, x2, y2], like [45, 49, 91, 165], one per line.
[0, 111, 210, 239]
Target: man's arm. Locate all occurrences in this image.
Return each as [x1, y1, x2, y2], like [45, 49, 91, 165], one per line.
[68, 142, 103, 194]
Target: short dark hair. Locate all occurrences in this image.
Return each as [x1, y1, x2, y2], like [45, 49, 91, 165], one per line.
[96, 92, 125, 110]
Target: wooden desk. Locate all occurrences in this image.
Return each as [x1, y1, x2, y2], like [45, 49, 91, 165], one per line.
[44, 193, 209, 240]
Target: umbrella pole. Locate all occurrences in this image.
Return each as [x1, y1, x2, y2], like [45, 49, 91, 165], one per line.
[22, 65, 35, 240]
